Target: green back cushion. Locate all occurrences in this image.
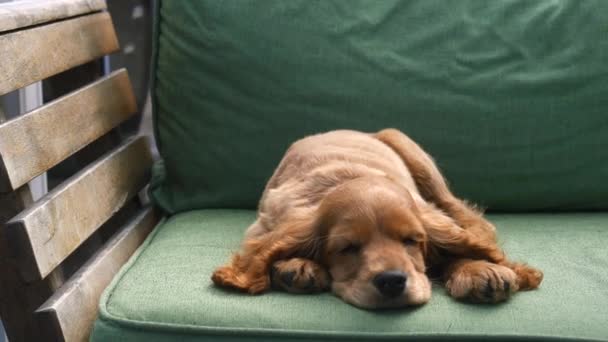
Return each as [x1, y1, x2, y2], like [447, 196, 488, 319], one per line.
[151, 1, 608, 213]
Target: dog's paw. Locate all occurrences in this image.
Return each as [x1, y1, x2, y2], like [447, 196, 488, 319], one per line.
[446, 260, 518, 303]
[211, 265, 270, 294]
[271, 258, 330, 294]
[506, 262, 543, 290]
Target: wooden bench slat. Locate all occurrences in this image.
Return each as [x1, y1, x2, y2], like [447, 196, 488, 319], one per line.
[1, 186, 67, 342]
[0, 11, 118, 96]
[0, 69, 137, 192]
[0, 0, 106, 33]
[36, 207, 158, 342]
[6, 137, 153, 281]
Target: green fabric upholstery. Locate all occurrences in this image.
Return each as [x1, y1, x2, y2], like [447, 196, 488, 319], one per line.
[91, 210, 608, 341]
[123, 2, 608, 341]
[151, 1, 608, 213]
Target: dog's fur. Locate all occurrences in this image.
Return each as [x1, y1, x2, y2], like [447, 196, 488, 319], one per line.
[212, 129, 543, 309]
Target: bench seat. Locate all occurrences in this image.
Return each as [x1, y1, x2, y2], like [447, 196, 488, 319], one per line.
[91, 210, 608, 341]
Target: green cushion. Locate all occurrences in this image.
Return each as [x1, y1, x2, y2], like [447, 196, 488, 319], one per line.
[151, 1, 608, 213]
[91, 210, 608, 341]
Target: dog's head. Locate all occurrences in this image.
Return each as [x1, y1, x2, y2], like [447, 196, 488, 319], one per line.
[314, 176, 431, 308]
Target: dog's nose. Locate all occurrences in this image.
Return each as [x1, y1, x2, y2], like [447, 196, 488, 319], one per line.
[373, 270, 407, 298]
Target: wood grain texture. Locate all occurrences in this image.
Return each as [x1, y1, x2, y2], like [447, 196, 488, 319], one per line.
[36, 207, 158, 342]
[0, 185, 64, 342]
[0, 69, 137, 192]
[0, 0, 106, 33]
[6, 137, 153, 281]
[0, 11, 118, 96]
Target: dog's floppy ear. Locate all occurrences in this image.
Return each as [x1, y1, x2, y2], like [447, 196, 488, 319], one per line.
[419, 204, 505, 263]
[212, 218, 318, 294]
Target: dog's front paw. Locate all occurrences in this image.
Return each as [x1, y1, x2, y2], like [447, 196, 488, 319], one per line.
[446, 260, 518, 303]
[211, 265, 270, 294]
[505, 262, 543, 290]
[271, 258, 330, 294]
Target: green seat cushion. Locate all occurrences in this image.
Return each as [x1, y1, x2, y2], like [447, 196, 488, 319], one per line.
[91, 210, 608, 341]
[151, 1, 608, 213]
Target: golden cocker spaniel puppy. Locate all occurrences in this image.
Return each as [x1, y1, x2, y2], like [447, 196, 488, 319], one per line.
[212, 129, 543, 309]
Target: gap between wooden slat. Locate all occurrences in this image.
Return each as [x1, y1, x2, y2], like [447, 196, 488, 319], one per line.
[6, 137, 152, 281]
[0, 69, 137, 192]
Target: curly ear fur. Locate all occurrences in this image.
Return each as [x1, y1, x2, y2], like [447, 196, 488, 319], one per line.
[420, 204, 543, 291]
[419, 204, 505, 264]
[211, 218, 318, 294]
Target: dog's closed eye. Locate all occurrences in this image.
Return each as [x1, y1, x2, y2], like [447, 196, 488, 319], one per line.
[402, 238, 417, 246]
[339, 243, 361, 254]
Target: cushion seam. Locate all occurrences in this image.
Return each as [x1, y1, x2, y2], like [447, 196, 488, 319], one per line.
[99, 215, 167, 322]
[97, 312, 606, 342]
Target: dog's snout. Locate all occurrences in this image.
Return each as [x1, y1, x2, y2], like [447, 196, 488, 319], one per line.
[373, 270, 407, 298]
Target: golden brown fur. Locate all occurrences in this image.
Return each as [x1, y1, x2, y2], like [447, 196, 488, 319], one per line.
[212, 129, 543, 309]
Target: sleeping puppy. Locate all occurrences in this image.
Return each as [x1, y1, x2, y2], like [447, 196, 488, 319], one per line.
[212, 129, 543, 309]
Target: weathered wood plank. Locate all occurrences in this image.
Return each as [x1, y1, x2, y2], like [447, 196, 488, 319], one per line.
[0, 0, 107, 33]
[36, 207, 158, 342]
[0, 184, 61, 342]
[0, 11, 118, 96]
[0, 69, 137, 192]
[1, 98, 68, 342]
[6, 137, 152, 281]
